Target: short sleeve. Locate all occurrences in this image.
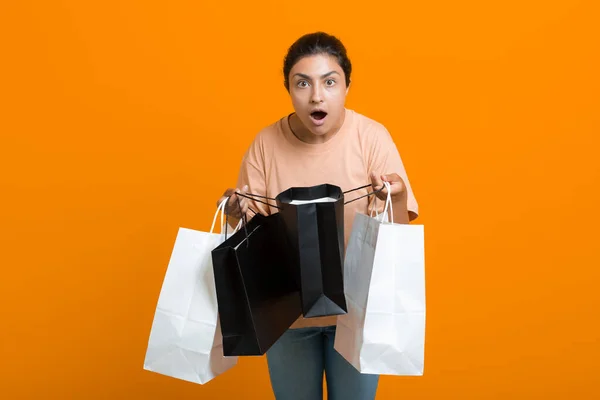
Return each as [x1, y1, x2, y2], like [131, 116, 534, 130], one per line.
[365, 123, 419, 221]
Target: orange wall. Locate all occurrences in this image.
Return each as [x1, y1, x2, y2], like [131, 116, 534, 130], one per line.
[1, 1, 599, 399]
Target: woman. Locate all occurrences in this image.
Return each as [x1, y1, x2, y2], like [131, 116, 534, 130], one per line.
[217, 32, 419, 400]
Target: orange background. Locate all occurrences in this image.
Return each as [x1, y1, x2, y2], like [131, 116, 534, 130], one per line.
[1, 1, 599, 399]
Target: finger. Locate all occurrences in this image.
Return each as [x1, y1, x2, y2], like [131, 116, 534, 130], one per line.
[230, 188, 240, 202]
[226, 189, 240, 215]
[371, 172, 387, 195]
[382, 174, 408, 199]
[370, 172, 389, 201]
[232, 189, 244, 209]
[382, 173, 401, 183]
[370, 172, 383, 189]
[234, 189, 250, 219]
[220, 188, 235, 210]
[238, 185, 249, 211]
[238, 185, 248, 200]
[223, 188, 236, 202]
[381, 175, 394, 194]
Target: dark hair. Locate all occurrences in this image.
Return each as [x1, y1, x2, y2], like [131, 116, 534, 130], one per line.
[283, 32, 352, 91]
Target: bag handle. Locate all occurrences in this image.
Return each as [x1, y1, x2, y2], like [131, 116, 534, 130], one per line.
[382, 181, 393, 224]
[366, 181, 393, 223]
[370, 195, 380, 219]
[343, 183, 372, 194]
[210, 198, 228, 233]
[344, 183, 385, 206]
[234, 185, 380, 208]
[235, 192, 282, 210]
[210, 197, 243, 236]
[223, 195, 259, 246]
[231, 185, 386, 210]
[235, 195, 249, 244]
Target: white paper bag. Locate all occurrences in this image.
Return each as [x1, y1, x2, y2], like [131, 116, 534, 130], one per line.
[143, 199, 241, 384]
[335, 182, 426, 375]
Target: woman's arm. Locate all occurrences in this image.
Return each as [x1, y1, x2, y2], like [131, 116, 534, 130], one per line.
[365, 124, 419, 223]
[370, 172, 412, 224]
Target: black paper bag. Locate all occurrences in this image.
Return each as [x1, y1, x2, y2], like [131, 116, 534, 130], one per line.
[275, 184, 347, 318]
[211, 212, 301, 356]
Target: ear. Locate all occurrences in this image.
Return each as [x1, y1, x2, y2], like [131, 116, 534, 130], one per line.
[346, 81, 351, 95]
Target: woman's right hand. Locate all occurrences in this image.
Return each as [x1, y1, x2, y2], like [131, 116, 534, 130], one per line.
[217, 185, 249, 219]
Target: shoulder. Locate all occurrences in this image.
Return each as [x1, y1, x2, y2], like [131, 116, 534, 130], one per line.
[241, 116, 287, 164]
[347, 109, 394, 144]
[247, 116, 287, 149]
[244, 116, 285, 150]
[248, 116, 287, 156]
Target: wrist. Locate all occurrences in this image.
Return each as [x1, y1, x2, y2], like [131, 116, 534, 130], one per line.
[390, 193, 409, 224]
[391, 191, 408, 205]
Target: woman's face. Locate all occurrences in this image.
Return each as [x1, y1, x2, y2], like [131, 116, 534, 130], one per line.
[288, 54, 349, 137]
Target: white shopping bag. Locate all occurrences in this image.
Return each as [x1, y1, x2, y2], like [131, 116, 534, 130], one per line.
[335, 182, 426, 376]
[143, 199, 241, 384]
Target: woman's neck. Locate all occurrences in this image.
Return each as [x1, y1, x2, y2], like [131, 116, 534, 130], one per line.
[288, 112, 345, 144]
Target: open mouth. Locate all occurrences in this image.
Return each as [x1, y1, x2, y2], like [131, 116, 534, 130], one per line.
[310, 111, 328, 121]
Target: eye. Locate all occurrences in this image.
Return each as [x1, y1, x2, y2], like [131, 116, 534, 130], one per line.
[297, 80, 309, 88]
[325, 79, 336, 86]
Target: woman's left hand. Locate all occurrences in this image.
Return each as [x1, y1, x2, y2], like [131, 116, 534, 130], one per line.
[370, 172, 408, 202]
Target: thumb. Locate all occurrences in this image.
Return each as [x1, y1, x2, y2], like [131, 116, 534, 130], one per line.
[370, 172, 383, 189]
[230, 188, 240, 202]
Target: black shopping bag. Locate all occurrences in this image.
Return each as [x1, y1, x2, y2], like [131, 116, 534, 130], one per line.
[211, 212, 301, 356]
[275, 184, 347, 318]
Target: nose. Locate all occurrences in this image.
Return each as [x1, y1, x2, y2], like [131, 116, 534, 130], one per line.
[310, 83, 324, 103]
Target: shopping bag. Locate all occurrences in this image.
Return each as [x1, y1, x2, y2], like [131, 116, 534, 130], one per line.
[334, 182, 426, 375]
[212, 212, 301, 356]
[275, 184, 347, 318]
[143, 199, 240, 384]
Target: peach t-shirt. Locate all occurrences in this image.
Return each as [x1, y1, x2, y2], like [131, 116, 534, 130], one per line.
[235, 108, 419, 329]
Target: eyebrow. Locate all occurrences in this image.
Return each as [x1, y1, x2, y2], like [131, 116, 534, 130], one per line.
[293, 71, 340, 80]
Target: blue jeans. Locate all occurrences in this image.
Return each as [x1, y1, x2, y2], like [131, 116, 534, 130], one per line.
[266, 326, 379, 400]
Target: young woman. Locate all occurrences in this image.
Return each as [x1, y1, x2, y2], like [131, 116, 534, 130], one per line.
[217, 32, 419, 400]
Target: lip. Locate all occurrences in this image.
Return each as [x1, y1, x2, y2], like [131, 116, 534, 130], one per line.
[309, 109, 328, 126]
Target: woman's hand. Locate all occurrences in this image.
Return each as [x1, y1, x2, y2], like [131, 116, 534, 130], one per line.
[370, 172, 407, 202]
[217, 185, 249, 219]
[370, 173, 410, 224]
